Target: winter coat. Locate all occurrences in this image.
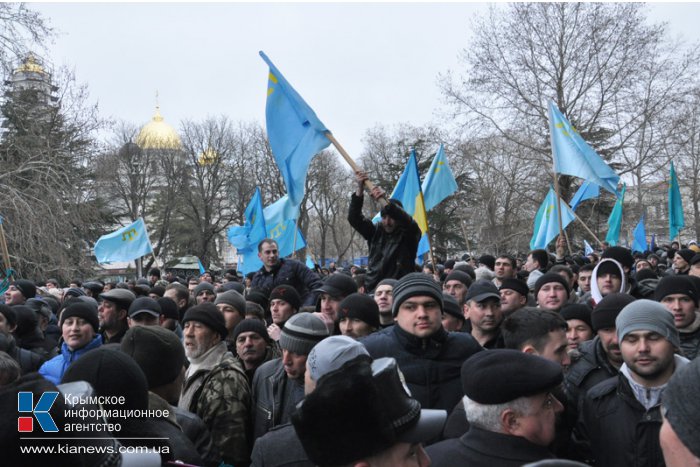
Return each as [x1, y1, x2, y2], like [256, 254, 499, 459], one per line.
[179, 341, 252, 467]
[573, 356, 688, 467]
[679, 311, 700, 360]
[38, 334, 103, 384]
[251, 423, 312, 467]
[563, 336, 619, 420]
[251, 259, 323, 307]
[426, 426, 555, 467]
[0, 331, 45, 375]
[361, 324, 483, 412]
[251, 358, 305, 440]
[347, 193, 422, 292]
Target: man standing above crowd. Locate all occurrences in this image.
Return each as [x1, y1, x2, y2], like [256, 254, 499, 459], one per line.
[574, 300, 689, 466]
[361, 273, 482, 412]
[348, 170, 421, 292]
[251, 238, 323, 306]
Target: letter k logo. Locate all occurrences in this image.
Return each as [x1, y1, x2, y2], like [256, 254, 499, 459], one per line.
[18, 391, 59, 432]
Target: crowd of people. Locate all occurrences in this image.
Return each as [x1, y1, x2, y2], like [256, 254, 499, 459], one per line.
[1, 178, 700, 467]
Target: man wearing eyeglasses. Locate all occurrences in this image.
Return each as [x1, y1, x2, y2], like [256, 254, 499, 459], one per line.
[573, 300, 689, 467]
[427, 350, 564, 466]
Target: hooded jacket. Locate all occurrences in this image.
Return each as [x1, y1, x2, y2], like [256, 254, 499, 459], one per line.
[589, 258, 628, 305]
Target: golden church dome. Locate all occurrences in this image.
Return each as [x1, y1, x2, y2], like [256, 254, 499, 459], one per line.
[136, 106, 181, 150]
[15, 54, 46, 75]
[198, 147, 219, 165]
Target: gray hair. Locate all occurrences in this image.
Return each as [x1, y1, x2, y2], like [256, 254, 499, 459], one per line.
[463, 394, 532, 432]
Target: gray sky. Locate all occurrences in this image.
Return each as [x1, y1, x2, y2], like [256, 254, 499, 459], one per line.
[33, 2, 700, 160]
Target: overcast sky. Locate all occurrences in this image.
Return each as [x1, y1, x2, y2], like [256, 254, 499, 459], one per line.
[32, 2, 700, 160]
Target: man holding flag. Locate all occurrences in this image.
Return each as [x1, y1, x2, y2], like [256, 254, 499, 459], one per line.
[348, 170, 421, 292]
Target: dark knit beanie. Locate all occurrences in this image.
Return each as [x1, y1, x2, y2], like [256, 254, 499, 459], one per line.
[219, 281, 245, 294]
[232, 319, 271, 344]
[560, 304, 593, 329]
[149, 285, 165, 297]
[444, 270, 473, 288]
[391, 273, 443, 317]
[591, 293, 635, 332]
[12, 305, 38, 337]
[654, 276, 699, 306]
[215, 290, 247, 314]
[156, 297, 179, 320]
[60, 302, 99, 332]
[442, 293, 464, 321]
[499, 278, 529, 297]
[534, 273, 571, 298]
[279, 312, 329, 355]
[676, 248, 696, 264]
[246, 287, 270, 311]
[601, 246, 634, 270]
[635, 268, 658, 282]
[62, 347, 149, 411]
[664, 358, 700, 458]
[64, 287, 86, 299]
[337, 293, 380, 329]
[269, 285, 301, 311]
[12, 279, 36, 299]
[478, 255, 496, 270]
[182, 302, 228, 338]
[0, 305, 17, 329]
[192, 281, 215, 297]
[120, 325, 185, 389]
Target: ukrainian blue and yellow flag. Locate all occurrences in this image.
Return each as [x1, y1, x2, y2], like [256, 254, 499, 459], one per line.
[260, 51, 331, 205]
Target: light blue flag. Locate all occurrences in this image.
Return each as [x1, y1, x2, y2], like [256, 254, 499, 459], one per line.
[530, 187, 576, 250]
[583, 239, 594, 256]
[569, 181, 600, 211]
[632, 216, 648, 253]
[605, 184, 626, 246]
[94, 218, 154, 264]
[669, 161, 685, 241]
[549, 101, 620, 196]
[416, 234, 430, 265]
[227, 188, 267, 251]
[197, 258, 206, 275]
[306, 255, 315, 269]
[260, 51, 331, 205]
[422, 144, 458, 212]
[264, 195, 300, 228]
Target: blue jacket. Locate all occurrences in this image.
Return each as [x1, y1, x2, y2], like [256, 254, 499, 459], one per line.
[38, 334, 103, 384]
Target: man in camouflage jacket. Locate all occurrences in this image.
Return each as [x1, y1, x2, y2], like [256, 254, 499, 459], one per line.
[179, 303, 252, 467]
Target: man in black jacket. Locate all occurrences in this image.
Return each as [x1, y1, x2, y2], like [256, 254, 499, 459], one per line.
[348, 170, 421, 292]
[250, 239, 323, 307]
[573, 299, 689, 467]
[361, 273, 482, 412]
